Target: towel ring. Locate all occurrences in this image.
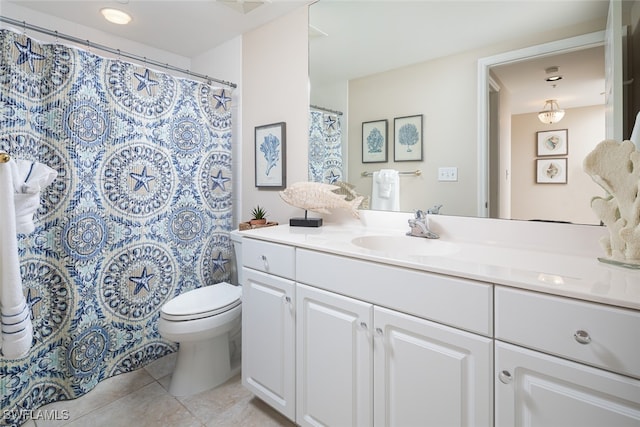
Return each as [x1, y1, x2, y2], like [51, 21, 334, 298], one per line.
[0, 152, 10, 163]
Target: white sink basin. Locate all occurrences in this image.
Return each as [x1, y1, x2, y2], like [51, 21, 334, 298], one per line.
[351, 235, 459, 257]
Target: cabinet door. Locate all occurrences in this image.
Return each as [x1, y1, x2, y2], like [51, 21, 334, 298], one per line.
[242, 268, 296, 421]
[296, 283, 372, 427]
[496, 341, 640, 427]
[374, 306, 493, 427]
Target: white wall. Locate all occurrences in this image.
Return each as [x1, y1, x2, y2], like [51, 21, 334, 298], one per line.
[511, 105, 605, 225]
[241, 5, 309, 225]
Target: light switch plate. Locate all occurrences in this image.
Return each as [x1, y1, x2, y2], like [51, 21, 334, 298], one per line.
[438, 167, 458, 182]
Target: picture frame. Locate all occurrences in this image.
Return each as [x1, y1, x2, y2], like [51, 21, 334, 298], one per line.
[255, 122, 286, 188]
[394, 114, 423, 161]
[536, 158, 567, 184]
[536, 129, 568, 157]
[362, 119, 388, 163]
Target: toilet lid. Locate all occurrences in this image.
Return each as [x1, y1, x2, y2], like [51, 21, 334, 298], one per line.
[161, 282, 241, 321]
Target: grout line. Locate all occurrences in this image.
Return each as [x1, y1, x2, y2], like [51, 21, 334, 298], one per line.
[153, 376, 208, 427]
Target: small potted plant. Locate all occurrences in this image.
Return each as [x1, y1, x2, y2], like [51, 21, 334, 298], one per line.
[250, 205, 268, 226]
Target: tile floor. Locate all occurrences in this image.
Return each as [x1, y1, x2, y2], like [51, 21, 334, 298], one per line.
[23, 353, 295, 427]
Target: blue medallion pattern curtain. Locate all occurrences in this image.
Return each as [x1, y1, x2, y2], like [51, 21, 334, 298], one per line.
[0, 29, 233, 426]
[308, 110, 342, 184]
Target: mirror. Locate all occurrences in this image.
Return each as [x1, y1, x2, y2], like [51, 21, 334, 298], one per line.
[309, 0, 629, 225]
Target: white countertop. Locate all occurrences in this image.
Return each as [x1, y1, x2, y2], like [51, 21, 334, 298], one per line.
[239, 219, 640, 311]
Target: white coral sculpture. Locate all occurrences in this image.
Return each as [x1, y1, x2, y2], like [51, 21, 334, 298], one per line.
[583, 140, 640, 265]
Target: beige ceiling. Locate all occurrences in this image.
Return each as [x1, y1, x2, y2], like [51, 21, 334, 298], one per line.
[491, 46, 605, 114]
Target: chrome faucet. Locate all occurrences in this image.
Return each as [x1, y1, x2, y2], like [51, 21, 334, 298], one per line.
[427, 204, 443, 215]
[407, 210, 439, 239]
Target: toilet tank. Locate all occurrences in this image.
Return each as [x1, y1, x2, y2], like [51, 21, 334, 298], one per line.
[230, 230, 244, 286]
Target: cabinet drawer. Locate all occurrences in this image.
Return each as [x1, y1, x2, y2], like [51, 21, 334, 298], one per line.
[243, 238, 295, 280]
[296, 248, 493, 336]
[496, 287, 640, 379]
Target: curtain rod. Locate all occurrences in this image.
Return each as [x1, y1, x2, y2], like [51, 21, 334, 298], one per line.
[310, 104, 343, 116]
[0, 16, 237, 89]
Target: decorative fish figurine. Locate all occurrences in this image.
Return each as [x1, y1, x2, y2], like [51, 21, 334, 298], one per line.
[330, 181, 370, 210]
[279, 182, 364, 218]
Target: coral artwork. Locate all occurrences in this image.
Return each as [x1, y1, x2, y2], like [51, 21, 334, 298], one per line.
[260, 133, 280, 176]
[367, 127, 384, 153]
[583, 139, 640, 266]
[398, 123, 419, 152]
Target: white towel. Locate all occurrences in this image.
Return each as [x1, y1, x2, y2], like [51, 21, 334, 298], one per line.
[0, 158, 57, 358]
[371, 169, 400, 211]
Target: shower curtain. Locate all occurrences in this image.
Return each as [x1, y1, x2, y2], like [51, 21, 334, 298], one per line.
[308, 110, 342, 183]
[0, 29, 233, 426]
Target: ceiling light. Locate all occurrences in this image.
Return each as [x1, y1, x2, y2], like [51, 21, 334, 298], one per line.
[544, 66, 563, 82]
[100, 8, 132, 25]
[538, 99, 565, 124]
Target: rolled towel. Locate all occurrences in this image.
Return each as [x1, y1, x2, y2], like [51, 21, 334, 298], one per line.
[0, 158, 56, 358]
[10, 159, 58, 234]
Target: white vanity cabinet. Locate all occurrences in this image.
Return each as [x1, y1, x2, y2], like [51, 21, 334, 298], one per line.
[296, 283, 372, 427]
[374, 306, 493, 427]
[241, 239, 296, 421]
[495, 287, 640, 426]
[296, 248, 494, 427]
[241, 232, 640, 427]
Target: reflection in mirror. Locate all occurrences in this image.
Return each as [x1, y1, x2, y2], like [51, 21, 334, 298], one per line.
[309, 0, 631, 225]
[308, 105, 344, 185]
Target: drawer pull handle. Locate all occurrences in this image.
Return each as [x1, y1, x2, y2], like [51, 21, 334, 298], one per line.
[574, 330, 591, 345]
[499, 370, 512, 384]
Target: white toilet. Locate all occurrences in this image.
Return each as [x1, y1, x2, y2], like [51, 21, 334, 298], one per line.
[158, 231, 243, 396]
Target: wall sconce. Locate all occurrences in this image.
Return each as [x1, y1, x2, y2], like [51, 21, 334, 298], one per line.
[538, 99, 565, 124]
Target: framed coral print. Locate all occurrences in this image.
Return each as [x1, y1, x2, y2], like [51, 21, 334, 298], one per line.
[362, 119, 388, 163]
[255, 122, 286, 188]
[537, 129, 568, 156]
[536, 158, 567, 184]
[394, 115, 423, 161]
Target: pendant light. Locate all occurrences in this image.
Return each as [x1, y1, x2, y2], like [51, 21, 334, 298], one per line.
[538, 99, 565, 124]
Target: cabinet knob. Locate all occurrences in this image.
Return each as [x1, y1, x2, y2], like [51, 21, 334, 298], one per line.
[498, 370, 512, 384]
[283, 295, 291, 304]
[360, 321, 368, 330]
[574, 330, 591, 345]
[261, 255, 269, 270]
[375, 327, 384, 336]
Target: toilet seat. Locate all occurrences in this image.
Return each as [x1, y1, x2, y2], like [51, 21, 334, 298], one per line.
[161, 282, 241, 321]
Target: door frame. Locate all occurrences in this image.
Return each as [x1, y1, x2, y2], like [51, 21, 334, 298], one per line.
[476, 31, 605, 217]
